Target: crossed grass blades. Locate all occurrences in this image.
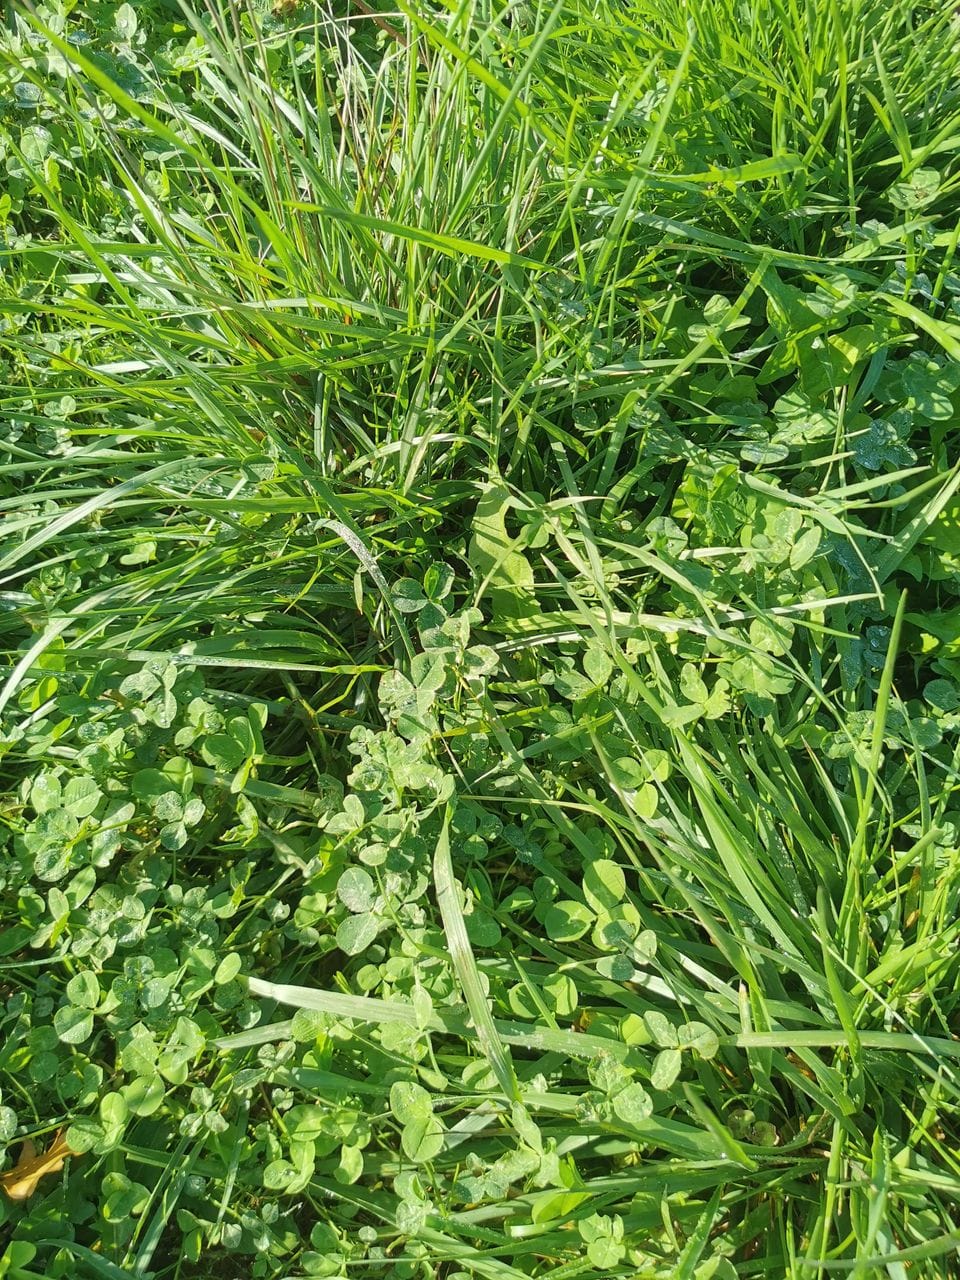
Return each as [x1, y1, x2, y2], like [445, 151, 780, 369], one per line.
[1, 0, 960, 1276]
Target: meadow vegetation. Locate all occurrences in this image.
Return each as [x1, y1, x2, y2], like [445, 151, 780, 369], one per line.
[1, 0, 960, 1276]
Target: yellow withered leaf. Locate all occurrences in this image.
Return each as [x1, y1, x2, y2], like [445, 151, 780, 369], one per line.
[0, 1130, 81, 1201]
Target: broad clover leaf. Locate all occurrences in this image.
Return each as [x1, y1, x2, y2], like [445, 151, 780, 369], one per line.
[852, 412, 916, 471]
[900, 353, 960, 421]
[347, 727, 447, 798]
[887, 168, 941, 211]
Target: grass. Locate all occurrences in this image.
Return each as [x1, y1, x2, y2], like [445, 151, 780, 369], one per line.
[1, 0, 960, 1276]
